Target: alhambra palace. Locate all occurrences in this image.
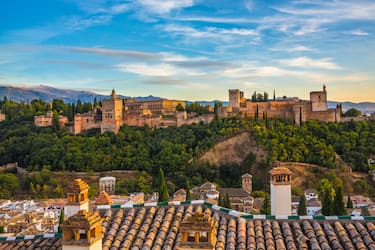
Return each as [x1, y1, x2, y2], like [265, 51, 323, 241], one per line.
[34, 86, 342, 133]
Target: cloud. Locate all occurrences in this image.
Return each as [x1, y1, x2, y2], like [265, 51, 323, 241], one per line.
[68, 47, 160, 59]
[270, 45, 315, 52]
[279, 57, 340, 70]
[135, 0, 194, 15]
[63, 15, 112, 30]
[344, 29, 369, 36]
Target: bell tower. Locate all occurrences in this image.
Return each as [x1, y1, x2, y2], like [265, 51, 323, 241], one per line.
[270, 167, 293, 216]
[65, 179, 89, 219]
[241, 173, 252, 194]
[62, 210, 103, 250]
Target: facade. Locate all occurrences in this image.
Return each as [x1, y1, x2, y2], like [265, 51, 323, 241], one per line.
[34, 111, 68, 128]
[241, 173, 252, 194]
[223, 86, 341, 125]
[73, 90, 205, 134]
[99, 176, 116, 195]
[304, 189, 319, 201]
[270, 167, 293, 216]
[64, 179, 89, 219]
[306, 198, 322, 216]
[0, 112, 5, 122]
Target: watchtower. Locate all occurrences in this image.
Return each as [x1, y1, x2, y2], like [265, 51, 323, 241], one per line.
[241, 173, 252, 194]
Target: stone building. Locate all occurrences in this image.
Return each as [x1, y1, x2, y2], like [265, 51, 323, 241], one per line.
[101, 90, 124, 134]
[73, 107, 102, 134]
[34, 111, 68, 128]
[99, 176, 116, 194]
[0, 111, 5, 122]
[224, 85, 341, 125]
[270, 167, 293, 216]
[219, 173, 254, 213]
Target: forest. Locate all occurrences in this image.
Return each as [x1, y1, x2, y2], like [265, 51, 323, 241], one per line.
[0, 97, 374, 199]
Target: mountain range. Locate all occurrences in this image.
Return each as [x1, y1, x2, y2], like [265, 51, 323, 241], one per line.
[0, 85, 374, 114]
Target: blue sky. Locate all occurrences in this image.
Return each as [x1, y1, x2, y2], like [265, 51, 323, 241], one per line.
[0, 0, 374, 102]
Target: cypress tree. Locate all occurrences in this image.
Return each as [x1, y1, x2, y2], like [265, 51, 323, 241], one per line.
[158, 168, 169, 202]
[333, 186, 346, 215]
[58, 208, 64, 233]
[346, 194, 353, 209]
[218, 194, 224, 207]
[321, 190, 333, 215]
[224, 193, 231, 209]
[260, 196, 271, 215]
[298, 195, 307, 215]
[186, 180, 191, 201]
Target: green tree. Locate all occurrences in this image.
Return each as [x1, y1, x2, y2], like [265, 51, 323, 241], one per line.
[333, 185, 346, 215]
[186, 180, 191, 200]
[224, 193, 231, 209]
[58, 208, 64, 233]
[158, 168, 169, 202]
[260, 195, 271, 215]
[344, 108, 361, 117]
[298, 195, 307, 215]
[321, 189, 333, 215]
[346, 194, 353, 209]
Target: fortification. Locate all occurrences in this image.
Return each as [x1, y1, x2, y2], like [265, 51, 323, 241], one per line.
[223, 85, 341, 125]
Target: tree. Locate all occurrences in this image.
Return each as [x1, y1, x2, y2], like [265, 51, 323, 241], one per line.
[298, 195, 307, 215]
[333, 185, 346, 215]
[251, 92, 257, 102]
[158, 168, 169, 202]
[346, 194, 353, 209]
[321, 189, 333, 215]
[273, 89, 276, 100]
[344, 108, 361, 117]
[186, 180, 191, 200]
[58, 208, 64, 233]
[260, 195, 271, 215]
[264, 92, 269, 101]
[218, 194, 224, 207]
[224, 193, 231, 209]
[176, 103, 185, 112]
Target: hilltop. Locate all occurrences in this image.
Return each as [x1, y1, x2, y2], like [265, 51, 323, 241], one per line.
[1, 85, 374, 114]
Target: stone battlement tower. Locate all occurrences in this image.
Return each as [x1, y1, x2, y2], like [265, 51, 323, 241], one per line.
[101, 89, 124, 134]
[310, 85, 328, 112]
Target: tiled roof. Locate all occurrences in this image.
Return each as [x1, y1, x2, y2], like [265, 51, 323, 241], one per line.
[269, 167, 293, 175]
[1, 203, 375, 249]
[95, 191, 113, 206]
[219, 188, 251, 198]
[65, 179, 89, 193]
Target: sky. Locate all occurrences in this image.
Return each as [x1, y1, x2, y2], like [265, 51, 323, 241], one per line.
[0, 0, 374, 102]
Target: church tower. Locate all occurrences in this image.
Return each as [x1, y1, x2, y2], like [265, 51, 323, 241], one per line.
[65, 179, 89, 219]
[62, 210, 103, 250]
[241, 173, 252, 194]
[270, 167, 293, 216]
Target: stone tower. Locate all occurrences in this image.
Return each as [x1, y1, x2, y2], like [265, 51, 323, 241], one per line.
[62, 210, 103, 250]
[101, 89, 123, 134]
[241, 173, 252, 194]
[270, 167, 293, 216]
[229, 89, 244, 109]
[65, 179, 89, 219]
[310, 85, 328, 112]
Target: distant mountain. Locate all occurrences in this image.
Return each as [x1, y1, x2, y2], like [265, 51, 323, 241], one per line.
[0, 85, 374, 114]
[0, 85, 161, 103]
[328, 101, 375, 115]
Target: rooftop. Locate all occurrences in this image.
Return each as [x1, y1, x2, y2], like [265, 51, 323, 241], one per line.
[1, 201, 375, 249]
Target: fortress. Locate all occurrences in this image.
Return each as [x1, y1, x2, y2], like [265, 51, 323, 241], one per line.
[219, 85, 341, 125]
[73, 90, 214, 134]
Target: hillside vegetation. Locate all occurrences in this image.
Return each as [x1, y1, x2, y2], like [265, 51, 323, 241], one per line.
[0, 98, 375, 198]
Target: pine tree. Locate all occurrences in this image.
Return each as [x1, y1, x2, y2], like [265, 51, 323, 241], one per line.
[186, 180, 191, 201]
[158, 168, 169, 202]
[273, 89, 276, 100]
[298, 195, 307, 215]
[346, 194, 353, 209]
[333, 185, 347, 215]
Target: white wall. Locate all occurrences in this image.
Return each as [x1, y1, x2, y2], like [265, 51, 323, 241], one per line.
[271, 184, 291, 216]
[65, 202, 89, 219]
